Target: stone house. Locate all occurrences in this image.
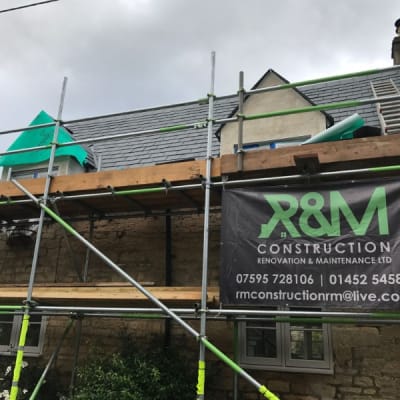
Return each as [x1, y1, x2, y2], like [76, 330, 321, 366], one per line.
[0, 21, 400, 400]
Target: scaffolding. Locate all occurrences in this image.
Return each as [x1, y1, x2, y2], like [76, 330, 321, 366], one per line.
[1, 59, 400, 400]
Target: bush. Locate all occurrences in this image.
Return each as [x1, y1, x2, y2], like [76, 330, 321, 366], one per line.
[0, 359, 59, 400]
[70, 338, 196, 400]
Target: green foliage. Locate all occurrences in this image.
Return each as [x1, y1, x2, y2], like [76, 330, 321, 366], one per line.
[70, 337, 196, 400]
[0, 359, 59, 400]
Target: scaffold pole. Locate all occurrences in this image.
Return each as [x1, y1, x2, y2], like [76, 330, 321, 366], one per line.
[11, 177, 280, 400]
[196, 51, 215, 400]
[9, 77, 68, 400]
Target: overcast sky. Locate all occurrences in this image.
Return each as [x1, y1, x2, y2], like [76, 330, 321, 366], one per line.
[0, 0, 399, 150]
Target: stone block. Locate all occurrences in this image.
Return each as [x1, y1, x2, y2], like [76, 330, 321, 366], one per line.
[359, 358, 386, 375]
[310, 383, 336, 399]
[267, 380, 290, 393]
[282, 395, 318, 400]
[374, 375, 399, 396]
[362, 388, 376, 395]
[338, 386, 362, 394]
[334, 367, 358, 376]
[332, 326, 379, 348]
[382, 360, 400, 377]
[240, 392, 259, 400]
[353, 376, 374, 387]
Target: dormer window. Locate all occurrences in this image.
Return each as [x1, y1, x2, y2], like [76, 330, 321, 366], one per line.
[8, 166, 59, 180]
[0, 110, 94, 180]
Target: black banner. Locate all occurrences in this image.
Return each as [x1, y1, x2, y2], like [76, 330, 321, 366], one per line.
[220, 179, 400, 309]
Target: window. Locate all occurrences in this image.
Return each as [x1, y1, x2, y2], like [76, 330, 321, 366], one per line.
[239, 308, 332, 374]
[10, 166, 59, 180]
[0, 314, 47, 356]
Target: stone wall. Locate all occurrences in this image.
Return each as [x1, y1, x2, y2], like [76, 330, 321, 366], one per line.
[230, 324, 400, 399]
[1, 215, 400, 399]
[171, 321, 400, 399]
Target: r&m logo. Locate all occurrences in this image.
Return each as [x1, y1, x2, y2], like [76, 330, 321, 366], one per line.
[258, 187, 389, 238]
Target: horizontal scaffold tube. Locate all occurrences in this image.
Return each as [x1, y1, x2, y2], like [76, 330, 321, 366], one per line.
[0, 123, 204, 158]
[0, 122, 56, 136]
[0, 144, 52, 158]
[247, 65, 400, 96]
[214, 164, 400, 188]
[10, 310, 400, 325]
[0, 93, 399, 158]
[3, 309, 400, 325]
[1, 163, 400, 210]
[0, 305, 25, 310]
[0, 199, 32, 206]
[237, 94, 400, 121]
[1, 64, 399, 138]
[32, 305, 400, 321]
[54, 64, 400, 122]
[11, 178, 279, 400]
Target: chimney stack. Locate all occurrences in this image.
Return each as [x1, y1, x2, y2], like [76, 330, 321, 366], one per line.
[392, 18, 400, 65]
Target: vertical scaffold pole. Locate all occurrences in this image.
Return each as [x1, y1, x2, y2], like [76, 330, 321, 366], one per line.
[69, 216, 94, 395]
[233, 320, 239, 400]
[237, 71, 245, 172]
[196, 51, 215, 400]
[9, 77, 68, 400]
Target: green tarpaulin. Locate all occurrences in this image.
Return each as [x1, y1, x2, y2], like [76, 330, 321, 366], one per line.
[0, 110, 88, 167]
[302, 113, 364, 144]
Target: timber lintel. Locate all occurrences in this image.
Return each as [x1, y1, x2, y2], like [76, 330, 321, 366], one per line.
[220, 134, 400, 176]
[0, 285, 220, 306]
[0, 159, 222, 199]
[2, 135, 400, 202]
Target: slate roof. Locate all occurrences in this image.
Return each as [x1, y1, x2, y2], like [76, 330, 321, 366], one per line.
[301, 68, 400, 126]
[66, 66, 400, 171]
[66, 98, 236, 171]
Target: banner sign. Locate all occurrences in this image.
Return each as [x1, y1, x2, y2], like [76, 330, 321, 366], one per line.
[220, 179, 400, 309]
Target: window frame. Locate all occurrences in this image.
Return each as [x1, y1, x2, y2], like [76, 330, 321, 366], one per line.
[10, 166, 59, 180]
[239, 308, 333, 374]
[241, 318, 284, 368]
[233, 135, 311, 154]
[0, 314, 47, 357]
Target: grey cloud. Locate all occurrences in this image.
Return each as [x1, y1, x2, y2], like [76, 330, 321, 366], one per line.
[0, 0, 399, 150]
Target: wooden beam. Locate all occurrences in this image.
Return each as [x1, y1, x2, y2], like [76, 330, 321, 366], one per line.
[0, 285, 219, 306]
[2, 134, 400, 202]
[221, 135, 400, 175]
[0, 159, 221, 198]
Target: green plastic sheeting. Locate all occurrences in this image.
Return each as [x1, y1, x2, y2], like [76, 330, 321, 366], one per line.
[0, 110, 88, 167]
[302, 113, 364, 144]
